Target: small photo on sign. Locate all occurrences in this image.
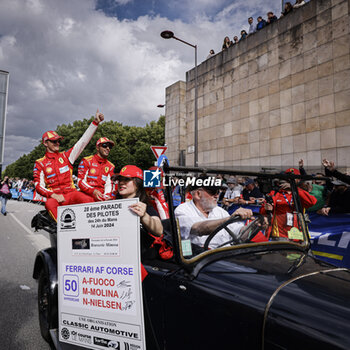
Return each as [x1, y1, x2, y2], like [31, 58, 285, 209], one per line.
[72, 238, 90, 250]
[60, 208, 76, 230]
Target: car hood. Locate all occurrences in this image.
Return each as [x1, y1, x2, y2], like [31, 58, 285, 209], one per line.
[196, 249, 334, 307]
[264, 268, 350, 349]
[195, 249, 350, 349]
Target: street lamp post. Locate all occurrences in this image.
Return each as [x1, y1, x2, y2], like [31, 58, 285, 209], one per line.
[161, 30, 198, 167]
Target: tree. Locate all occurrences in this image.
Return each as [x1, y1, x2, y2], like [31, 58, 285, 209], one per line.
[4, 115, 165, 179]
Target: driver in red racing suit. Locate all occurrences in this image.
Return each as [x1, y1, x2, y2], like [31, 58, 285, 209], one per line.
[33, 110, 104, 220]
[260, 168, 317, 239]
[77, 137, 115, 201]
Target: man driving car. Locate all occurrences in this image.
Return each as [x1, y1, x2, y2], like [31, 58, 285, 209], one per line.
[175, 176, 259, 249]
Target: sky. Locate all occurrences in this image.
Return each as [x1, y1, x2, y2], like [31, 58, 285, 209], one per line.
[0, 0, 285, 168]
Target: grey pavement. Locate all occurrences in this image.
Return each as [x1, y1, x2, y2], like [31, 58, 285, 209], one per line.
[0, 200, 51, 349]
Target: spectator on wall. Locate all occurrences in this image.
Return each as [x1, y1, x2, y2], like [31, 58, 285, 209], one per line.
[281, 2, 293, 17]
[256, 16, 267, 30]
[266, 11, 278, 24]
[239, 30, 248, 41]
[293, 0, 306, 9]
[233, 36, 239, 45]
[222, 36, 233, 51]
[207, 49, 215, 59]
[248, 17, 256, 35]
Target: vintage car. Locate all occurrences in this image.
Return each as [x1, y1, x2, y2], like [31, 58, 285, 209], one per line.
[32, 166, 350, 349]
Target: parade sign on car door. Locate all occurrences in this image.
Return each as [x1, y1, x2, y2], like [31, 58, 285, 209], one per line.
[57, 199, 146, 350]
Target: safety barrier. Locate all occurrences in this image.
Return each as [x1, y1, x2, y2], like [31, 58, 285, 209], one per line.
[225, 204, 350, 268]
[7, 191, 350, 267]
[9, 189, 42, 202]
[309, 213, 350, 268]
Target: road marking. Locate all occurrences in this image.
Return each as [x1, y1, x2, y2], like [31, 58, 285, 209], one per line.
[10, 213, 34, 235]
[20, 285, 31, 290]
[9, 212, 51, 250]
[28, 234, 51, 251]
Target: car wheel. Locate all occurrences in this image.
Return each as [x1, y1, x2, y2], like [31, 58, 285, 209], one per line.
[38, 269, 53, 344]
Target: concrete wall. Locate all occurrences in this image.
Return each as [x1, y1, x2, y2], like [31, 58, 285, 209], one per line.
[164, 81, 187, 165]
[165, 0, 350, 169]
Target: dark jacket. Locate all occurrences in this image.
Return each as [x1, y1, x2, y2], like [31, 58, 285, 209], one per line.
[242, 186, 264, 200]
[325, 168, 350, 185]
[328, 188, 350, 214]
[267, 15, 278, 24]
[256, 20, 267, 30]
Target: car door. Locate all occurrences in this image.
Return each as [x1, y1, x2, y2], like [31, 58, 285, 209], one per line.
[161, 260, 265, 350]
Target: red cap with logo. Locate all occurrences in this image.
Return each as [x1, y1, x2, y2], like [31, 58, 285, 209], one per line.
[285, 168, 300, 175]
[42, 131, 63, 143]
[117, 165, 143, 180]
[96, 137, 115, 147]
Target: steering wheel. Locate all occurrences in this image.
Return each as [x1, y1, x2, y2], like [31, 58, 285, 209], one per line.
[236, 214, 265, 243]
[203, 214, 265, 250]
[203, 215, 244, 250]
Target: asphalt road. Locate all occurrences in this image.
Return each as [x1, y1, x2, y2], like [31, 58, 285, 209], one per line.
[0, 199, 52, 350]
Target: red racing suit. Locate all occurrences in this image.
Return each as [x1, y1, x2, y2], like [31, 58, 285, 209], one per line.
[77, 154, 114, 199]
[33, 121, 99, 220]
[146, 188, 169, 220]
[260, 188, 317, 238]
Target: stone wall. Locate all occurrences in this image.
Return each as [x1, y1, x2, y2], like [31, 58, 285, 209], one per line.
[165, 0, 350, 169]
[164, 81, 187, 165]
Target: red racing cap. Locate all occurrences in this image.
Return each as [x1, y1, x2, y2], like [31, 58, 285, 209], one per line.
[285, 168, 300, 175]
[96, 137, 115, 147]
[42, 130, 63, 143]
[117, 165, 143, 180]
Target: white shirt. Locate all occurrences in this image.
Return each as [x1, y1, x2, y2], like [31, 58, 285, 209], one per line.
[224, 185, 242, 199]
[293, 1, 305, 8]
[175, 200, 244, 249]
[248, 23, 256, 34]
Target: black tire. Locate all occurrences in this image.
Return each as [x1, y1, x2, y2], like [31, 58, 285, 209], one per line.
[38, 269, 53, 344]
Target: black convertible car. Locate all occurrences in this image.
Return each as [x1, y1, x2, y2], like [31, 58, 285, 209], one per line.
[33, 166, 350, 349]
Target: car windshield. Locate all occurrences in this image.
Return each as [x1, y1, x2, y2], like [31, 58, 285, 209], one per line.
[171, 171, 310, 261]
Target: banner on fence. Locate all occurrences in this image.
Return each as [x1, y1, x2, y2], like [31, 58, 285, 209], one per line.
[225, 204, 350, 268]
[308, 212, 350, 268]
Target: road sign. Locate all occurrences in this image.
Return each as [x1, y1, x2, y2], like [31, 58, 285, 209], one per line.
[150, 145, 167, 159]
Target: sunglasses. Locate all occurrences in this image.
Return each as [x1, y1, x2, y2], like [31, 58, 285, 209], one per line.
[117, 176, 133, 183]
[48, 140, 60, 145]
[101, 143, 112, 149]
[201, 188, 220, 196]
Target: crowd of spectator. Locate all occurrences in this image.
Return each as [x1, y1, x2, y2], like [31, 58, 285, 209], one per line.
[0, 177, 36, 215]
[171, 158, 350, 222]
[10, 177, 35, 191]
[2, 154, 349, 222]
[207, 1, 307, 58]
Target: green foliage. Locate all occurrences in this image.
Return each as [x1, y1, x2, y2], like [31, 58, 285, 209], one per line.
[4, 115, 165, 179]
